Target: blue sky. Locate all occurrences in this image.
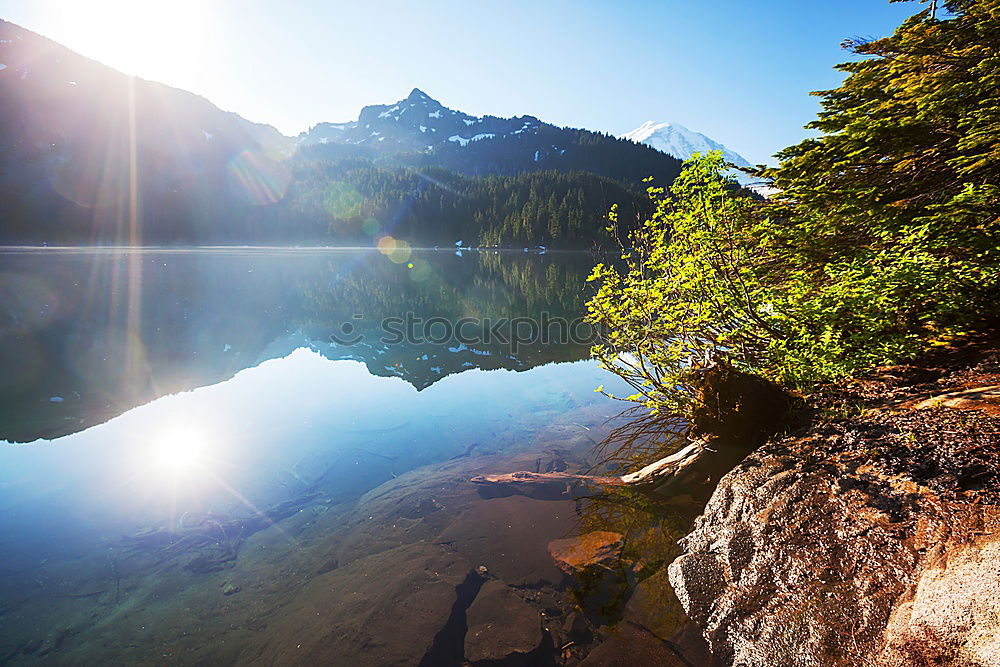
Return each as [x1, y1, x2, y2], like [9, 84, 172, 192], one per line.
[0, 0, 919, 164]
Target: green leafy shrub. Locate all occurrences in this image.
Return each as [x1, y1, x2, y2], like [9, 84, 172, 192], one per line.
[587, 154, 784, 415]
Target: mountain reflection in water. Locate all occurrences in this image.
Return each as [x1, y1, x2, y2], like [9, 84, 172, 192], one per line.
[0, 248, 598, 443]
[0, 248, 655, 665]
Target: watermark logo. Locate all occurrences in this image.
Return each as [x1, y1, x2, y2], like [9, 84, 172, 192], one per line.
[330, 312, 599, 354]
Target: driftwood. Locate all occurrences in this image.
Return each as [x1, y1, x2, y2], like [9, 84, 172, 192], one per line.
[470, 470, 617, 501]
[470, 441, 708, 500]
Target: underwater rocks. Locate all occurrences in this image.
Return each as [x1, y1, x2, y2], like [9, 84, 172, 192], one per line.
[464, 580, 545, 663]
[548, 531, 624, 576]
[436, 494, 575, 587]
[220, 581, 241, 596]
[578, 621, 688, 667]
[235, 451, 603, 665]
[242, 542, 478, 666]
[0, 438, 701, 665]
[668, 384, 1000, 666]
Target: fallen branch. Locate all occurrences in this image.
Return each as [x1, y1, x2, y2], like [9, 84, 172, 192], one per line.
[470, 440, 709, 500]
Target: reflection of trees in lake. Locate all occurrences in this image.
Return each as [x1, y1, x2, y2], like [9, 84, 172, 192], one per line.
[301, 250, 595, 324]
[0, 251, 596, 442]
[299, 251, 597, 388]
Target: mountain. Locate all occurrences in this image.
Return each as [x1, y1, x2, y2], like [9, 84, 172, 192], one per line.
[299, 88, 682, 186]
[0, 20, 680, 247]
[621, 120, 776, 192]
[301, 87, 533, 153]
[623, 120, 751, 169]
[0, 19, 299, 245]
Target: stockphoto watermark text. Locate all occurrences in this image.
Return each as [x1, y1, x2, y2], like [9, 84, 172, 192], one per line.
[329, 312, 600, 353]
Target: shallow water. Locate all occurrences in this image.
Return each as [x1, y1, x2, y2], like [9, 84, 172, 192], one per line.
[0, 248, 641, 663]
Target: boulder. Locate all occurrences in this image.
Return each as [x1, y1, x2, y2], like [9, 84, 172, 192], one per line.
[881, 538, 1000, 666]
[667, 399, 1000, 666]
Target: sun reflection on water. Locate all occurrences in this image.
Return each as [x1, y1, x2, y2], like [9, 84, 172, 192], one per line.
[152, 426, 208, 473]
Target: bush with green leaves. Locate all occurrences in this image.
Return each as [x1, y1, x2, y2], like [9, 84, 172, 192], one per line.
[587, 154, 779, 415]
[588, 150, 996, 414]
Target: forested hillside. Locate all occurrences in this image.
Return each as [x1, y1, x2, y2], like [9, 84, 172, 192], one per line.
[285, 161, 648, 247]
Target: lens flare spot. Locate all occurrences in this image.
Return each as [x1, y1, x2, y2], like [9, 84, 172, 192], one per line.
[376, 235, 412, 264]
[408, 258, 432, 281]
[226, 149, 291, 205]
[323, 182, 364, 220]
[362, 217, 381, 236]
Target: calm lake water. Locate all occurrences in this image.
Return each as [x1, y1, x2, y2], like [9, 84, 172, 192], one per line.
[0, 248, 639, 664]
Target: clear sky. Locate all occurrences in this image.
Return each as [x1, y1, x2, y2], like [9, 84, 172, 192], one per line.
[0, 0, 919, 164]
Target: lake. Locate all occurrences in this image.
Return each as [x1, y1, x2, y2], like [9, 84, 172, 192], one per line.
[0, 248, 680, 665]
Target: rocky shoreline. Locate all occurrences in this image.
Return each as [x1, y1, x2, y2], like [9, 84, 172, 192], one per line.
[5, 346, 997, 666]
[668, 343, 1000, 666]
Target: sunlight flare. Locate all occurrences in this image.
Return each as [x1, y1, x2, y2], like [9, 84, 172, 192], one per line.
[152, 425, 209, 473]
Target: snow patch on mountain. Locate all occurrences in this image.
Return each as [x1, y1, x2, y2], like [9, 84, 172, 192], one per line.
[297, 88, 544, 152]
[623, 120, 772, 190]
[623, 121, 751, 168]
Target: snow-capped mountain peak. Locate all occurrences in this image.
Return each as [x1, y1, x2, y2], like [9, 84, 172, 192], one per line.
[298, 88, 541, 152]
[406, 87, 432, 103]
[622, 120, 751, 169]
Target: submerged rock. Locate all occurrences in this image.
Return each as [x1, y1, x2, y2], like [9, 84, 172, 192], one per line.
[548, 531, 623, 576]
[549, 531, 630, 627]
[240, 542, 476, 666]
[437, 495, 575, 587]
[464, 580, 544, 664]
[562, 610, 592, 642]
[220, 582, 241, 596]
[578, 621, 687, 667]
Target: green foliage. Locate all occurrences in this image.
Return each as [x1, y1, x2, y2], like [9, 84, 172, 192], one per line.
[764, 0, 1000, 379]
[587, 153, 783, 415]
[771, 0, 1000, 235]
[588, 2, 1000, 417]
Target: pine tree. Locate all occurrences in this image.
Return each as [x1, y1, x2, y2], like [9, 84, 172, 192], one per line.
[768, 0, 999, 261]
